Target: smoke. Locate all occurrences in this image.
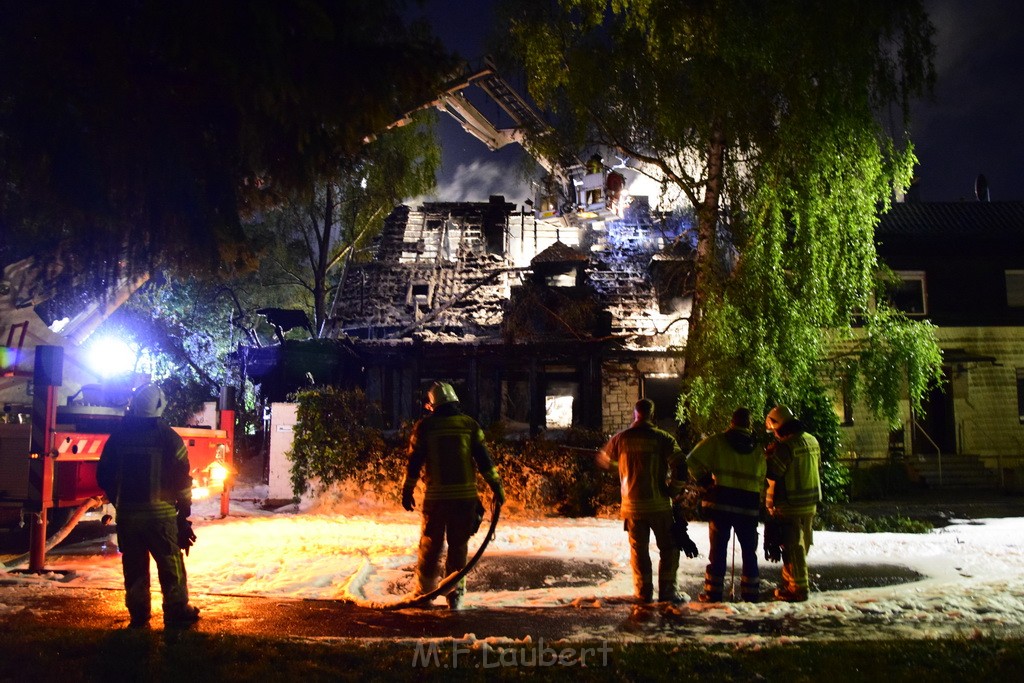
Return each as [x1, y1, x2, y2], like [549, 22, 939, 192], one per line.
[411, 159, 535, 206]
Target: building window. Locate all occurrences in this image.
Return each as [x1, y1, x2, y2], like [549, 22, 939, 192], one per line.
[641, 375, 681, 432]
[500, 379, 531, 428]
[545, 381, 578, 429]
[888, 271, 927, 316]
[1006, 271, 1024, 307]
[544, 267, 578, 288]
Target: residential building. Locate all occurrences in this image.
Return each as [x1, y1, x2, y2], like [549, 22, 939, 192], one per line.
[842, 200, 1024, 488]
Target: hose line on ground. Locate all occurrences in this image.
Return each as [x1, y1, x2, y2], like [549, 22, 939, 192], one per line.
[2, 497, 104, 571]
[348, 501, 501, 610]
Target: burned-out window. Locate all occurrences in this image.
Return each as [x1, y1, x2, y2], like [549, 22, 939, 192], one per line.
[642, 375, 681, 432]
[1006, 271, 1024, 307]
[545, 381, 578, 429]
[888, 271, 927, 316]
[544, 267, 578, 288]
[500, 379, 531, 426]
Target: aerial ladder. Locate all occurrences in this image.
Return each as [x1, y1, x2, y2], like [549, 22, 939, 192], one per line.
[386, 60, 628, 223]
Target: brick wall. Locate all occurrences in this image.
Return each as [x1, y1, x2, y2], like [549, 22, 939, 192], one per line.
[600, 357, 685, 435]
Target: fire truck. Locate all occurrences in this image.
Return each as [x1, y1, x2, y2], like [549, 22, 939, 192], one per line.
[0, 346, 236, 571]
[1, 255, 235, 570]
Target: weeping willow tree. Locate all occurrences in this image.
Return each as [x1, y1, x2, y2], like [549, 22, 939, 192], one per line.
[500, 0, 944, 436]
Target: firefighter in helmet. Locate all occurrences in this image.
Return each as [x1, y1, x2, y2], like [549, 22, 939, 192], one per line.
[764, 405, 821, 602]
[686, 407, 766, 602]
[402, 381, 505, 609]
[97, 383, 200, 628]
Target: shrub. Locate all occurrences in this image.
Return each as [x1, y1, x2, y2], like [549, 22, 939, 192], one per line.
[815, 504, 932, 533]
[795, 392, 852, 504]
[288, 386, 388, 500]
[288, 390, 617, 516]
[490, 428, 619, 517]
[848, 462, 917, 500]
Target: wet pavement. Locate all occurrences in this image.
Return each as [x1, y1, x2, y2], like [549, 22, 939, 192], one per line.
[0, 554, 930, 644]
[2, 492, 1018, 644]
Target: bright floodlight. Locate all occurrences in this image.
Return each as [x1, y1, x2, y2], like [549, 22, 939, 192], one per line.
[85, 336, 136, 378]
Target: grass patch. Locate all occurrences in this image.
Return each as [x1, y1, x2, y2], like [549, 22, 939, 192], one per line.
[2, 624, 1023, 681]
[816, 504, 933, 533]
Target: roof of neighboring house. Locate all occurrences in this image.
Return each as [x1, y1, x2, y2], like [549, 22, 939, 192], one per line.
[877, 201, 1024, 236]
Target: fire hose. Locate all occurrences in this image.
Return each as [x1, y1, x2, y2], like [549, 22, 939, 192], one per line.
[2, 497, 104, 571]
[346, 501, 501, 610]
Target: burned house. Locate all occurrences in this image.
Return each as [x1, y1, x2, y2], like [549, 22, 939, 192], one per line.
[324, 195, 692, 436]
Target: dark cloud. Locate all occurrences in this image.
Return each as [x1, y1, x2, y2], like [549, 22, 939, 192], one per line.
[912, 0, 1024, 200]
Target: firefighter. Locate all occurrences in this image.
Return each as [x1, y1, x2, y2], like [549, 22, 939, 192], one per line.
[598, 398, 696, 603]
[402, 381, 505, 610]
[97, 383, 199, 629]
[764, 405, 821, 602]
[686, 407, 766, 602]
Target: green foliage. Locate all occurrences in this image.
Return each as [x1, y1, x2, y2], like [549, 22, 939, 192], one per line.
[815, 504, 933, 533]
[97, 274, 262, 454]
[844, 305, 946, 428]
[500, 0, 941, 440]
[288, 386, 387, 499]
[246, 115, 442, 332]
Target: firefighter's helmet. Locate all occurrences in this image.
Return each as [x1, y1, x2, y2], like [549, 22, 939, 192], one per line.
[129, 383, 167, 418]
[427, 381, 459, 408]
[765, 405, 795, 432]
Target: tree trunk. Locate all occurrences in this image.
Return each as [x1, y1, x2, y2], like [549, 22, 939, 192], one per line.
[312, 185, 334, 335]
[684, 127, 727, 385]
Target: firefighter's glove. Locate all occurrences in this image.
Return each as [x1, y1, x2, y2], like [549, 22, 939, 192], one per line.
[763, 519, 783, 563]
[672, 504, 700, 558]
[176, 515, 196, 556]
[678, 531, 700, 559]
[402, 490, 415, 512]
[490, 482, 506, 508]
[471, 501, 486, 535]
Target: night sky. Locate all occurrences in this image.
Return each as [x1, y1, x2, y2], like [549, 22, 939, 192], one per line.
[410, 0, 1024, 204]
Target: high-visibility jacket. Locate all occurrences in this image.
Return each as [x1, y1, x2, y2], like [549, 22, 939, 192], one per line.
[600, 419, 685, 519]
[403, 405, 501, 501]
[766, 430, 821, 518]
[97, 416, 192, 519]
[686, 428, 766, 517]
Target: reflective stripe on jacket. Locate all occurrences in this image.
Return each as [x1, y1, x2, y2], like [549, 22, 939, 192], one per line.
[766, 431, 821, 517]
[601, 420, 685, 519]
[686, 429, 766, 517]
[403, 407, 500, 501]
